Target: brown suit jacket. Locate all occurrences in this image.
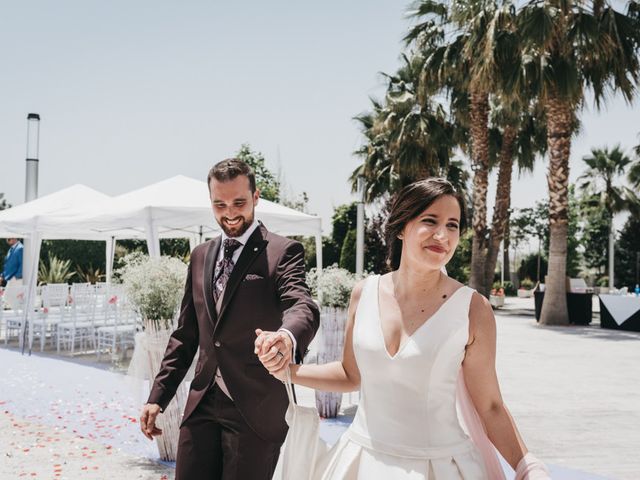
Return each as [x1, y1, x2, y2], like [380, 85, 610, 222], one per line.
[147, 224, 320, 443]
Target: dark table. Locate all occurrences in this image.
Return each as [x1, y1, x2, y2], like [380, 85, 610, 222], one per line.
[599, 295, 640, 332]
[534, 291, 593, 325]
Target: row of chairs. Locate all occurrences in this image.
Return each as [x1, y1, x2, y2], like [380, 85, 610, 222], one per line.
[0, 282, 140, 359]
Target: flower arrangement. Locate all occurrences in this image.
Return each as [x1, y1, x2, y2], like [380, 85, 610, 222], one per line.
[118, 252, 187, 330]
[306, 264, 357, 309]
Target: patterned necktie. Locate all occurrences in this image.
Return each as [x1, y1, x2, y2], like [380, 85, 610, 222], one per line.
[214, 238, 242, 302]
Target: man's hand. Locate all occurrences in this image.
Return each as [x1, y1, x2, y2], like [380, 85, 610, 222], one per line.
[140, 403, 163, 440]
[255, 329, 292, 375]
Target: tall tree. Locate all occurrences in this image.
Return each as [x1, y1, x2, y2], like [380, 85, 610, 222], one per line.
[579, 201, 610, 277]
[0, 193, 12, 262]
[578, 145, 638, 287]
[615, 215, 640, 290]
[483, 100, 546, 292]
[408, 0, 522, 294]
[518, 0, 640, 324]
[235, 144, 281, 202]
[350, 56, 467, 202]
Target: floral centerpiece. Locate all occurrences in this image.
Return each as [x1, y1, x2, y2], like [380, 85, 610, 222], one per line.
[306, 265, 358, 418]
[119, 252, 187, 461]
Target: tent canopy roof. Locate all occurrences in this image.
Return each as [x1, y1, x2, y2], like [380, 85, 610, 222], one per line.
[0, 176, 321, 239]
[0, 184, 117, 239]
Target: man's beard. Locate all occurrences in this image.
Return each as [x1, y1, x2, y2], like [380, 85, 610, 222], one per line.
[218, 212, 254, 238]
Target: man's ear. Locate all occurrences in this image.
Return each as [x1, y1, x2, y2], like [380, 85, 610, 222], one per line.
[253, 188, 260, 205]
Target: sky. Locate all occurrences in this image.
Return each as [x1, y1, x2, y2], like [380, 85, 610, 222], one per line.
[1, 1, 638, 236]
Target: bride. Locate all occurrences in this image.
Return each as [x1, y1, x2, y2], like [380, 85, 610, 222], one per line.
[256, 178, 549, 479]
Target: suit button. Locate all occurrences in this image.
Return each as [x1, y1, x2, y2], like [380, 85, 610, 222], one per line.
[214, 341, 221, 347]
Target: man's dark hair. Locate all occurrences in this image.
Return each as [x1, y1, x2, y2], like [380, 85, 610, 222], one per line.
[207, 158, 256, 192]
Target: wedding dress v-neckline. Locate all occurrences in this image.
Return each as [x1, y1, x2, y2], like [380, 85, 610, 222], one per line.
[375, 275, 465, 360]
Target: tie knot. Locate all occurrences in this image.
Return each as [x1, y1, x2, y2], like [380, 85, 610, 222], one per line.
[223, 238, 242, 260]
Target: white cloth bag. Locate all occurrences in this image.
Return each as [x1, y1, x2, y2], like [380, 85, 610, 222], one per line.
[272, 370, 328, 480]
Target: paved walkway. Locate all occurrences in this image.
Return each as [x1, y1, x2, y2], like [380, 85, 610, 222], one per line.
[1, 296, 638, 479]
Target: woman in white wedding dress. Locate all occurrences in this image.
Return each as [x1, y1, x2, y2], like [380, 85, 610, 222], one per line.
[258, 179, 549, 479]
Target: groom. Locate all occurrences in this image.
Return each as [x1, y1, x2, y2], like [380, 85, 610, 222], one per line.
[140, 158, 320, 480]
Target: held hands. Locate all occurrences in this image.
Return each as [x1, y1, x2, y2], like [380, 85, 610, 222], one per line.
[254, 329, 292, 382]
[139, 403, 163, 440]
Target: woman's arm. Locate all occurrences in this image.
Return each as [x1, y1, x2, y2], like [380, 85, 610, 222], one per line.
[257, 279, 364, 393]
[463, 292, 528, 470]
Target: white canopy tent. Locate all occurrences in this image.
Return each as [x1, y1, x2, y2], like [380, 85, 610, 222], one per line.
[0, 176, 323, 353]
[0, 184, 139, 353]
[24, 175, 323, 266]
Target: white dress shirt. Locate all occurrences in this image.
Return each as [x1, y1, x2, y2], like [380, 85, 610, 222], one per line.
[214, 219, 297, 399]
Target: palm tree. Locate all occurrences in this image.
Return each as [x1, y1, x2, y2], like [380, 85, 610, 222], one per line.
[629, 133, 640, 189]
[483, 99, 546, 292]
[578, 146, 637, 288]
[350, 55, 462, 202]
[407, 0, 521, 294]
[351, 99, 394, 202]
[518, 0, 640, 324]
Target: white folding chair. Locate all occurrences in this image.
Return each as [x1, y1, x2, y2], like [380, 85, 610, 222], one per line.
[96, 287, 139, 362]
[57, 283, 95, 354]
[30, 283, 69, 351]
[2, 285, 28, 345]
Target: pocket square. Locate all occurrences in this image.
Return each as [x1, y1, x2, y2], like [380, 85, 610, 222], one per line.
[244, 273, 264, 281]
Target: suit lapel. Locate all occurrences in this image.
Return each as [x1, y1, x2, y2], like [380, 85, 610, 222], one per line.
[203, 236, 221, 327]
[215, 225, 269, 332]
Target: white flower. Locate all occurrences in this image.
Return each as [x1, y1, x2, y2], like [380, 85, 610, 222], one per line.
[117, 252, 187, 329]
[306, 265, 358, 308]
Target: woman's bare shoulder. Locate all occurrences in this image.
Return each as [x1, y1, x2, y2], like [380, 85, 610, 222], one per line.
[468, 290, 496, 335]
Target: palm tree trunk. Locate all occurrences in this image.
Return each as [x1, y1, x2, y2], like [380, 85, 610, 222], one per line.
[484, 126, 516, 296]
[469, 90, 490, 294]
[503, 211, 511, 283]
[540, 96, 573, 326]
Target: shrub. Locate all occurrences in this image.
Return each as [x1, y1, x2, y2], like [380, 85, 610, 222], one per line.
[76, 265, 105, 284]
[306, 265, 357, 308]
[38, 255, 76, 285]
[502, 281, 517, 296]
[339, 229, 357, 273]
[520, 278, 535, 290]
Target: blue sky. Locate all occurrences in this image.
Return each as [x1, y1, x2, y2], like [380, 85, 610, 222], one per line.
[1, 1, 638, 235]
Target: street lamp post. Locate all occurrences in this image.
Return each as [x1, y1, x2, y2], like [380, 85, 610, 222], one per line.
[356, 177, 365, 277]
[25, 113, 40, 202]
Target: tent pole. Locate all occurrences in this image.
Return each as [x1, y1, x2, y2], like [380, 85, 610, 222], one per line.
[145, 208, 160, 258]
[106, 236, 116, 284]
[315, 231, 323, 304]
[21, 231, 41, 355]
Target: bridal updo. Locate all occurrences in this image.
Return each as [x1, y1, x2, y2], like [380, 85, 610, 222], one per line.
[384, 178, 467, 271]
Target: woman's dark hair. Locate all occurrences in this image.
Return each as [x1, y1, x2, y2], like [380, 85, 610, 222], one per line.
[208, 158, 256, 193]
[385, 178, 467, 271]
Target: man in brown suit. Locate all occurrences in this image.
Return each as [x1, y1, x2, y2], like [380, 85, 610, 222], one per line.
[139, 159, 320, 479]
